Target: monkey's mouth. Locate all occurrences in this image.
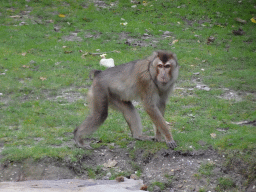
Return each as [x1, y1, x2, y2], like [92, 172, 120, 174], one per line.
[159, 81, 168, 85]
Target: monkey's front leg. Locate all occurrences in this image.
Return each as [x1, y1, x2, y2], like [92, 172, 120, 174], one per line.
[144, 105, 177, 149]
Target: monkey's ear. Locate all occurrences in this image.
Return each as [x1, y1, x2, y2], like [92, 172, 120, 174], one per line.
[172, 53, 177, 60]
[152, 51, 159, 57]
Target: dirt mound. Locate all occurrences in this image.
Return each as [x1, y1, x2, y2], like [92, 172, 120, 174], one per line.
[0, 143, 251, 191]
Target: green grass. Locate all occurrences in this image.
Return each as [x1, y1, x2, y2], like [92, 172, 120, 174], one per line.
[216, 177, 236, 191]
[0, 0, 255, 183]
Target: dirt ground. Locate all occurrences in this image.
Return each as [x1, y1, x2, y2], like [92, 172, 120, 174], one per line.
[1, 141, 255, 192]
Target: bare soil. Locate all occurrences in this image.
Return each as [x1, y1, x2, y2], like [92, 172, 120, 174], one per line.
[1, 141, 254, 191]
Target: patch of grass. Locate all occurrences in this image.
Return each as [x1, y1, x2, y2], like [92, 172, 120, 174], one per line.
[215, 177, 236, 191]
[109, 169, 131, 180]
[148, 181, 166, 192]
[84, 165, 106, 179]
[199, 162, 215, 176]
[0, 0, 255, 184]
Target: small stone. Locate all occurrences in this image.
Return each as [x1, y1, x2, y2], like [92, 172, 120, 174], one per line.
[153, 185, 161, 192]
[115, 176, 124, 182]
[140, 184, 148, 191]
[130, 174, 139, 180]
[163, 31, 171, 35]
[103, 160, 117, 168]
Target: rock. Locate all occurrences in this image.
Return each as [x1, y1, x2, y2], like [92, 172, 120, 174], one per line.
[163, 31, 171, 35]
[140, 184, 148, 191]
[153, 185, 161, 192]
[103, 160, 117, 168]
[130, 174, 139, 180]
[116, 176, 124, 182]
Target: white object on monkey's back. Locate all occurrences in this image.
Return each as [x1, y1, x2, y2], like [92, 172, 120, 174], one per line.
[99, 54, 115, 68]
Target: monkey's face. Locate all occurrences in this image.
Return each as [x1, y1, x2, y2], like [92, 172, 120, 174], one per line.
[154, 56, 177, 85]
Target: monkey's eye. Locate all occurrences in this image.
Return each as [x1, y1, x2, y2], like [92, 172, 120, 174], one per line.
[164, 65, 171, 68]
[157, 64, 164, 68]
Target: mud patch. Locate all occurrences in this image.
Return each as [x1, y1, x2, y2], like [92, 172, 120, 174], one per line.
[46, 88, 86, 104]
[118, 31, 175, 48]
[217, 88, 243, 102]
[62, 33, 83, 42]
[233, 120, 256, 126]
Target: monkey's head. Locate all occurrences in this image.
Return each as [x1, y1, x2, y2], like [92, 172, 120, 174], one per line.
[152, 51, 178, 85]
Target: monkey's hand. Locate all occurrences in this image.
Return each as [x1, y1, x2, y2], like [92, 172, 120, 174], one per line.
[166, 140, 177, 149]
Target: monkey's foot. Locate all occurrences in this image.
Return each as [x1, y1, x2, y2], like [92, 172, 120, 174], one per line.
[74, 138, 93, 149]
[166, 140, 177, 149]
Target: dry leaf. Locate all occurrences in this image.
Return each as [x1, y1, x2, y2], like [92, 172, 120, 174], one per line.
[207, 36, 215, 44]
[140, 185, 148, 191]
[103, 160, 117, 168]
[210, 133, 216, 138]
[172, 39, 178, 44]
[232, 28, 245, 36]
[21, 52, 26, 56]
[22, 65, 29, 68]
[40, 77, 47, 81]
[115, 176, 124, 182]
[58, 14, 65, 18]
[251, 17, 256, 23]
[235, 17, 246, 24]
[10, 15, 22, 18]
[45, 20, 54, 23]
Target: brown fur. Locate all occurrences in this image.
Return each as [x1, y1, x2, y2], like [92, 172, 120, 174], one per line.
[74, 51, 179, 149]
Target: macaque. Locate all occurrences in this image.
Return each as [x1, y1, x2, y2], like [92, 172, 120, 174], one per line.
[74, 51, 179, 149]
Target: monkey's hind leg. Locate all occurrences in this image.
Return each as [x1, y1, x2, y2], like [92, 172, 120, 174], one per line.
[74, 87, 109, 148]
[110, 99, 144, 139]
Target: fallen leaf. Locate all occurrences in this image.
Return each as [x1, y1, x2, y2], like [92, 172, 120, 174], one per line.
[10, 15, 22, 18]
[58, 14, 65, 18]
[45, 20, 54, 23]
[40, 77, 47, 81]
[22, 65, 29, 68]
[64, 51, 72, 54]
[172, 39, 178, 44]
[235, 17, 246, 24]
[21, 52, 26, 56]
[210, 133, 216, 138]
[116, 176, 124, 182]
[140, 185, 148, 191]
[232, 28, 245, 36]
[207, 36, 215, 44]
[120, 22, 128, 26]
[251, 17, 256, 23]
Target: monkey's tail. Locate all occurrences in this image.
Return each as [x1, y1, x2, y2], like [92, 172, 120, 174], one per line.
[89, 69, 102, 80]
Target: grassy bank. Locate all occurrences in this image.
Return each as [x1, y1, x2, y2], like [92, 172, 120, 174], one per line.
[0, 0, 255, 185]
